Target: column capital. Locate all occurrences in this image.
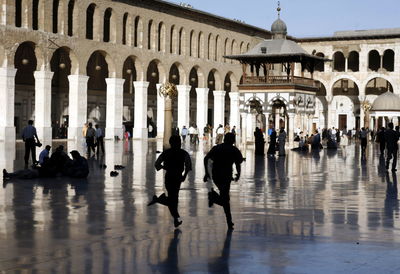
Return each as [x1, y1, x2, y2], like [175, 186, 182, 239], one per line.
[229, 91, 240, 99]
[68, 74, 89, 81]
[0, 67, 17, 77]
[133, 81, 149, 89]
[287, 112, 295, 118]
[213, 90, 226, 97]
[177, 84, 191, 90]
[105, 77, 125, 85]
[195, 87, 209, 95]
[34, 70, 54, 79]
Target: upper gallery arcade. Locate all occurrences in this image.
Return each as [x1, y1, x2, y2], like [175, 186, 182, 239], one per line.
[0, 0, 399, 142]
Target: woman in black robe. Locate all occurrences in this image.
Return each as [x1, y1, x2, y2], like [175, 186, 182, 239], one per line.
[254, 127, 265, 155]
[267, 128, 277, 156]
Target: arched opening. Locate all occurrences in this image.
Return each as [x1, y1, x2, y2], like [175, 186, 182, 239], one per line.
[122, 13, 128, 45]
[198, 32, 204, 58]
[67, 0, 75, 36]
[103, 8, 112, 42]
[224, 38, 230, 63]
[87, 51, 109, 127]
[317, 82, 327, 96]
[348, 51, 359, 72]
[189, 30, 195, 57]
[189, 67, 198, 124]
[134, 16, 143, 48]
[147, 20, 153, 50]
[224, 74, 231, 125]
[207, 71, 216, 126]
[170, 25, 176, 54]
[333, 51, 345, 72]
[231, 40, 237, 64]
[215, 35, 220, 62]
[366, 77, 393, 95]
[15, 0, 22, 27]
[333, 78, 359, 96]
[383, 49, 394, 72]
[14, 42, 37, 136]
[207, 34, 213, 60]
[52, 0, 59, 33]
[178, 28, 184, 55]
[314, 52, 325, 72]
[122, 57, 137, 133]
[86, 4, 96, 40]
[33, 0, 39, 30]
[271, 99, 285, 130]
[146, 60, 160, 137]
[169, 63, 180, 124]
[158, 22, 166, 52]
[368, 50, 380, 71]
[50, 48, 72, 138]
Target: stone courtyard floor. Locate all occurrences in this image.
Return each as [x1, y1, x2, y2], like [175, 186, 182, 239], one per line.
[0, 139, 400, 273]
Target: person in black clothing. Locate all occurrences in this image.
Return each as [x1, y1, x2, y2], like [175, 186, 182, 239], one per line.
[267, 128, 277, 156]
[254, 127, 265, 155]
[85, 123, 96, 156]
[385, 123, 399, 172]
[65, 151, 89, 178]
[22, 120, 40, 166]
[204, 133, 244, 230]
[148, 135, 192, 227]
[376, 127, 386, 156]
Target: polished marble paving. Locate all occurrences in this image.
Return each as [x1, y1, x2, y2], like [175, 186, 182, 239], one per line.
[0, 139, 400, 273]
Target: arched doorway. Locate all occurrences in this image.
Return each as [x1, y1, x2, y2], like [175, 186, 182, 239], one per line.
[14, 42, 37, 136]
[122, 56, 137, 135]
[50, 47, 72, 138]
[332, 78, 360, 130]
[86, 51, 109, 127]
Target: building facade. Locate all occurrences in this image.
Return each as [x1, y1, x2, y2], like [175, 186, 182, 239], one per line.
[0, 0, 399, 143]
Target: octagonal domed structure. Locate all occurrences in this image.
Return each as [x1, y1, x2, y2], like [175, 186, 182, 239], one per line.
[371, 91, 400, 111]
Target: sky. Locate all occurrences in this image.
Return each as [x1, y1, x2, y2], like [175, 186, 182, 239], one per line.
[168, 0, 400, 37]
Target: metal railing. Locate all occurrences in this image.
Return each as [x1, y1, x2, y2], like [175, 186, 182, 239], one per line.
[243, 75, 321, 88]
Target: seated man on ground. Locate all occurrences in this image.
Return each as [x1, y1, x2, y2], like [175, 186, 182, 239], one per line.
[39, 145, 51, 165]
[64, 151, 89, 178]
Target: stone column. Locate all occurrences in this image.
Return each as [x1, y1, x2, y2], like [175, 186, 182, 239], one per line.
[327, 99, 333, 129]
[156, 83, 165, 138]
[105, 78, 125, 139]
[213, 90, 226, 129]
[163, 96, 173, 149]
[229, 91, 240, 130]
[275, 111, 280, 129]
[133, 81, 149, 139]
[177, 85, 191, 130]
[196, 88, 209, 136]
[0, 68, 17, 140]
[34, 70, 54, 142]
[240, 112, 247, 144]
[308, 114, 314, 134]
[246, 112, 253, 143]
[288, 112, 295, 146]
[68, 75, 89, 140]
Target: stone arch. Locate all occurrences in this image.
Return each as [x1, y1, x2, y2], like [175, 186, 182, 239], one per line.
[122, 56, 138, 93]
[169, 62, 187, 85]
[348, 51, 359, 72]
[383, 49, 394, 72]
[198, 32, 205, 59]
[146, 59, 167, 83]
[189, 30, 196, 57]
[50, 46, 79, 75]
[85, 3, 97, 40]
[332, 78, 359, 97]
[157, 22, 166, 52]
[67, 0, 77, 37]
[86, 49, 116, 78]
[333, 51, 345, 72]
[32, 0, 39, 30]
[103, 8, 116, 43]
[329, 75, 360, 95]
[122, 13, 129, 45]
[52, 0, 61, 33]
[231, 39, 238, 63]
[215, 35, 221, 61]
[223, 38, 230, 62]
[315, 52, 325, 72]
[147, 19, 156, 50]
[208, 69, 222, 91]
[365, 77, 394, 96]
[239, 41, 245, 54]
[189, 65, 206, 88]
[207, 33, 214, 60]
[170, 25, 178, 54]
[134, 16, 143, 48]
[368, 50, 380, 71]
[178, 27, 185, 55]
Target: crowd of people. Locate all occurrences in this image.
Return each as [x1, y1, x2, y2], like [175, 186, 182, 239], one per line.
[177, 123, 237, 145]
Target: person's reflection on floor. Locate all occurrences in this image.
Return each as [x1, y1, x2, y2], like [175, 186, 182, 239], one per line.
[378, 154, 387, 177]
[208, 230, 233, 274]
[267, 157, 277, 187]
[254, 156, 265, 193]
[154, 229, 181, 274]
[384, 173, 398, 228]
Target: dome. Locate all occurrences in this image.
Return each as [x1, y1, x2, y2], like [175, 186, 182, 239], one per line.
[271, 18, 287, 35]
[371, 91, 400, 111]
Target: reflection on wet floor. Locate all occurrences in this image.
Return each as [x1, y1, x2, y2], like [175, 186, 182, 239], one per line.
[1, 140, 400, 273]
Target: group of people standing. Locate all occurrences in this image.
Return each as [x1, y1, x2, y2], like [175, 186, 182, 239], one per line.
[376, 123, 400, 172]
[82, 122, 105, 156]
[179, 124, 237, 145]
[254, 127, 287, 156]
